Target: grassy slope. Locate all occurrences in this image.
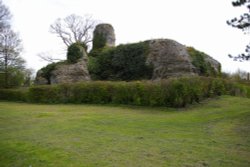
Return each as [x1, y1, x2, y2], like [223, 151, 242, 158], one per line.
[0, 96, 249, 167]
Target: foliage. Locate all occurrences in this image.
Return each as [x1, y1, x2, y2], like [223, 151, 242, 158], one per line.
[187, 47, 221, 77]
[222, 69, 250, 81]
[92, 32, 106, 50]
[0, 88, 28, 101]
[39, 63, 56, 83]
[29, 85, 64, 103]
[1, 77, 250, 108]
[89, 42, 153, 81]
[4, 68, 24, 88]
[227, 0, 250, 31]
[227, 0, 250, 61]
[39, 61, 67, 84]
[0, 68, 26, 88]
[67, 42, 86, 63]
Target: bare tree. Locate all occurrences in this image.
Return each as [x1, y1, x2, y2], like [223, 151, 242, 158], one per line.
[22, 68, 34, 86]
[0, 0, 11, 31]
[0, 28, 24, 88]
[50, 14, 96, 48]
[0, 0, 30, 88]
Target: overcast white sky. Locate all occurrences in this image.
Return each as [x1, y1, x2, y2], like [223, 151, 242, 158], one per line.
[3, 0, 250, 73]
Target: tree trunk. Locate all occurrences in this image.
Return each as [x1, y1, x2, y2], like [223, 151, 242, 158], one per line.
[4, 51, 8, 88]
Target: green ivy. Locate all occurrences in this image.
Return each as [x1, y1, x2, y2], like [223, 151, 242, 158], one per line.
[92, 33, 106, 50]
[187, 47, 221, 77]
[67, 42, 86, 63]
[40, 61, 67, 84]
[89, 42, 153, 81]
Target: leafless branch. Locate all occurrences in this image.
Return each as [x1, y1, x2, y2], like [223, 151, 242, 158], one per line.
[0, 0, 11, 31]
[37, 52, 63, 63]
[50, 14, 97, 48]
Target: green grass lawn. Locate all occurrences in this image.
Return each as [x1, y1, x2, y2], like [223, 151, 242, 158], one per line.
[0, 96, 250, 167]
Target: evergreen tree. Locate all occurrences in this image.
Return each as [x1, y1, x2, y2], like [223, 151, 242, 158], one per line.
[227, 0, 250, 61]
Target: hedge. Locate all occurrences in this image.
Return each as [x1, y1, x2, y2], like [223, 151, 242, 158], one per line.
[0, 88, 29, 102]
[0, 77, 249, 107]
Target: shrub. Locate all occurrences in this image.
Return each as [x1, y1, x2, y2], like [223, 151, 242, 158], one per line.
[246, 86, 250, 98]
[225, 81, 248, 97]
[0, 88, 28, 102]
[70, 82, 112, 104]
[67, 42, 86, 63]
[0, 68, 26, 88]
[161, 77, 204, 107]
[29, 85, 61, 103]
[210, 78, 226, 96]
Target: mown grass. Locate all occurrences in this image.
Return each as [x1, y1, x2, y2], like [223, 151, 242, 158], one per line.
[0, 96, 250, 167]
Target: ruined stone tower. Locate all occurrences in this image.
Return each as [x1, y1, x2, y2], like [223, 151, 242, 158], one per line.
[92, 24, 115, 49]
